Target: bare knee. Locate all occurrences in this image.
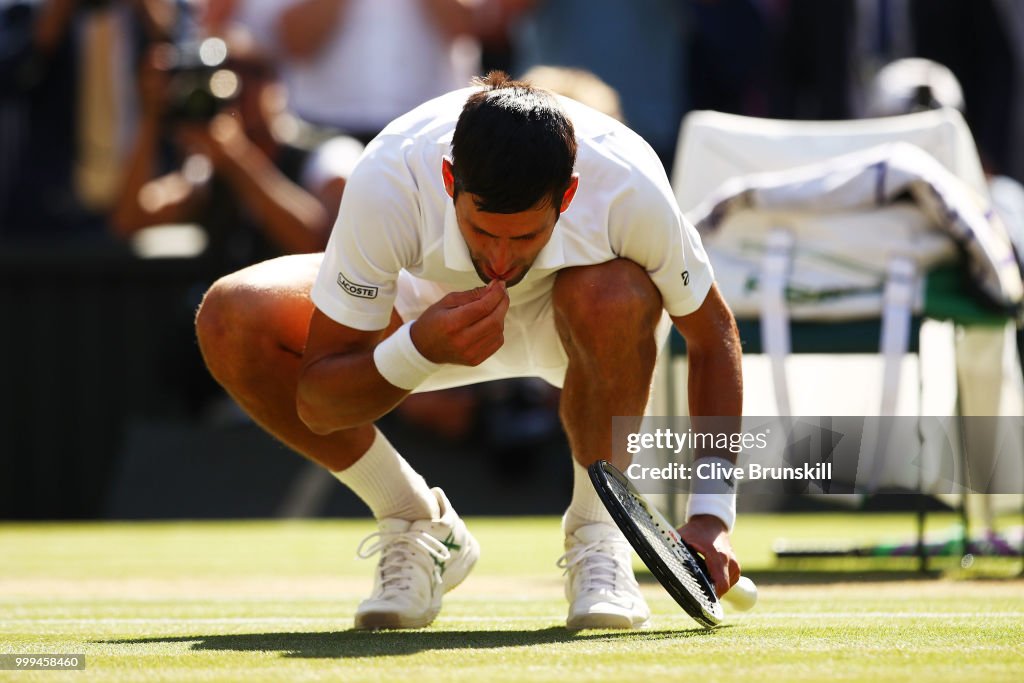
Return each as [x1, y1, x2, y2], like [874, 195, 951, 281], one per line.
[195, 274, 259, 385]
[553, 259, 663, 347]
[195, 256, 319, 386]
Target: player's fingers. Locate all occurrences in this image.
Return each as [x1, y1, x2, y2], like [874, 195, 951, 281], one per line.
[445, 280, 505, 326]
[460, 290, 509, 353]
[489, 283, 511, 321]
[458, 285, 508, 342]
[727, 556, 742, 589]
[705, 551, 731, 597]
[438, 284, 489, 308]
[436, 279, 504, 309]
[461, 330, 505, 366]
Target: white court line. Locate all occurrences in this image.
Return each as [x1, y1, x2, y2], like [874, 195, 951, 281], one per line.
[0, 616, 556, 626]
[1, 612, 1023, 627]
[736, 612, 1024, 619]
[0, 596, 550, 604]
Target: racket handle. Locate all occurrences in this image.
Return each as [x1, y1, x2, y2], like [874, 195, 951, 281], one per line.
[722, 576, 758, 612]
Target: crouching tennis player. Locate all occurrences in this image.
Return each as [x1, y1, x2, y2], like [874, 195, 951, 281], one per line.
[195, 72, 743, 630]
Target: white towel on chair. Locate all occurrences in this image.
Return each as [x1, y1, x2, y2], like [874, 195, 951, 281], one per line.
[690, 142, 1023, 320]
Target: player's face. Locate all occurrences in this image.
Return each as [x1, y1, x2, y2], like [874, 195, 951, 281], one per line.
[443, 160, 579, 287]
[454, 195, 557, 287]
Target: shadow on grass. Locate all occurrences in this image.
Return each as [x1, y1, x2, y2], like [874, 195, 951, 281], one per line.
[738, 568, 944, 585]
[635, 567, 943, 586]
[103, 625, 726, 659]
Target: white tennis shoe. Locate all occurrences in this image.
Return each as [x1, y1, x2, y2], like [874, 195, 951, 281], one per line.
[354, 488, 479, 629]
[559, 523, 651, 630]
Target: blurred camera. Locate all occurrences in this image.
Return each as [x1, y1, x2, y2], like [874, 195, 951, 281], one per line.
[163, 38, 241, 124]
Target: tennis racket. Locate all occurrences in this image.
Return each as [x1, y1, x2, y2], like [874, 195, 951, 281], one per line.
[589, 460, 758, 628]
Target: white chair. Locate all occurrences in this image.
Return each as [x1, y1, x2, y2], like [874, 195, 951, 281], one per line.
[660, 109, 1022, 568]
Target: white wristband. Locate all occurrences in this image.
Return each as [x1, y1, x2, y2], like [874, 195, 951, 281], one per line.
[372, 321, 441, 391]
[686, 456, 738, 532]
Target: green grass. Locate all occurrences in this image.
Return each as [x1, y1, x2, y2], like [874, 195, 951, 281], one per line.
[1, 514, 1022, 682]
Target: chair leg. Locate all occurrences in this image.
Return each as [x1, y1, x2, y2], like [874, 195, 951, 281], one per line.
[959, 493, 970, 560]
[917, 493, 928, 574]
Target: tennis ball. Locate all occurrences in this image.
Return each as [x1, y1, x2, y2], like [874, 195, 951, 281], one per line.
[722, 576, 758, 612]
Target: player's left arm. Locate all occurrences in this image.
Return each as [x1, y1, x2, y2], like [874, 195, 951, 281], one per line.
[610, 147, 743, 593]
[670, 284, 744, 596]
[669, 283, 742, 423]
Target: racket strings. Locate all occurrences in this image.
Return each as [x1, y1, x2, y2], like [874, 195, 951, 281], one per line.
[640, 515, 716, 604]
[594, 462, 724, 627]
[616, 486, 718, 610]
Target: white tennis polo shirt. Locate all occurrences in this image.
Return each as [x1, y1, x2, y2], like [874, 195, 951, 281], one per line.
[311, 87, 714, 332]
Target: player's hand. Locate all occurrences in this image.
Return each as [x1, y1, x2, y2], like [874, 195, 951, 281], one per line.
[410, 279, 510, 366]
[678, 515, 741, 598]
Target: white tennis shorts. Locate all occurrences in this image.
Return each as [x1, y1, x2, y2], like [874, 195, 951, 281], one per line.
[394, 271, 673, 393]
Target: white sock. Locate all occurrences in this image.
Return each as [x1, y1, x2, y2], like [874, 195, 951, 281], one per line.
[562, 459, 614, 534]
[332, 428, 440, 521]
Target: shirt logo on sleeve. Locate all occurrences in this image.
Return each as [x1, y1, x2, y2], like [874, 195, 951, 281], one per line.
[336, 272, 379, 299]
[681, 270, 690, 286]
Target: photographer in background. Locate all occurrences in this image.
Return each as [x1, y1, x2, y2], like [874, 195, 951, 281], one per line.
[0, 0, 174, 241]
[110, 28, 362, 264]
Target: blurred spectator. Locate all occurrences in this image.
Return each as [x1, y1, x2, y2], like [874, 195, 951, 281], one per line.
[687, 0, 776, 117]
[910, 0, 1020, 182]
[865, 57, 965, 118]
[772, 0, 859, 120]
[512, 0, 688, 171]
[0, 0, 173, 242]
[521, 65, 623, 122]
[212, 0, 490, 142]
[866, 54, 1024, 404]
[765, 0, 1022, 150]
[990, 0, 1024, 185]
[109, 30, 364, 264]
[866, 56, 1024, 262]
[766, 0, 1022, 181]
[770, 0, 918, 121]
[852, 0, 914, 113]
[476, 0, 534, 73]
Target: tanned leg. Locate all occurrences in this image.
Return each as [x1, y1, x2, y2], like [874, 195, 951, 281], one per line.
[194, 254, 400, 471]
[553, 258, 661, 629]
[552, 258, 663, 470]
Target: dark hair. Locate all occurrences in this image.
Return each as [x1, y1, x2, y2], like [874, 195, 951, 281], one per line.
[450, 71, 577, 213]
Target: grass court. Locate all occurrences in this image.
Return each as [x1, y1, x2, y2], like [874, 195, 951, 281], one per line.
[1, 513, 1022, 682]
